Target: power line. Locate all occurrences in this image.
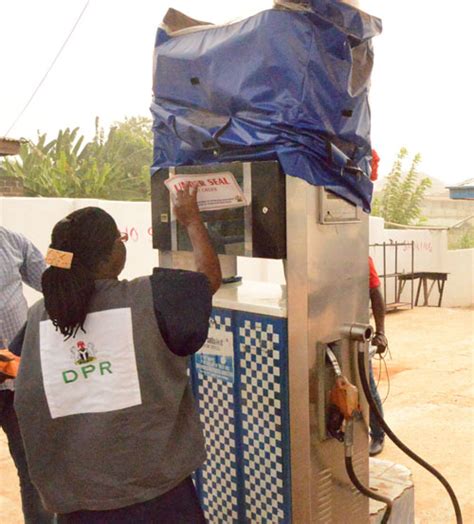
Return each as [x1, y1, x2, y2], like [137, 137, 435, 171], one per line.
[4, 0, 91, 137]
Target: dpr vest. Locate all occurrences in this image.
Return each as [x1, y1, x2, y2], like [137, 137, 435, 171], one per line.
[14, 277, 206, 513]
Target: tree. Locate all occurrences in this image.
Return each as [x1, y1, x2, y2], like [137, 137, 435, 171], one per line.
[0, 117, 153, 201]
[371, 147, 431, 225]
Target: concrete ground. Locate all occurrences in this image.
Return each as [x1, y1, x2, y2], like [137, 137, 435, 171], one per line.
[1, 306, 472, 523]
[371, 306, 473, 524]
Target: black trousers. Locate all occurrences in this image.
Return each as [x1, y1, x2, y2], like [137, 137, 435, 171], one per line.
[57, 476, 206, 523]
[0, 390, 53, 524]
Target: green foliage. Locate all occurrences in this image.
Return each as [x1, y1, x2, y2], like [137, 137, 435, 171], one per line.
[457, 230, 474, 249]
[448, 226, 474, 250]
[371, 147, 432, 225]
[0, 117, 153, 200]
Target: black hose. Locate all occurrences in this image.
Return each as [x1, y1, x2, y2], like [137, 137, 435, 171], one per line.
[358, 351, 463, 524]
[345, 456, 392, 524]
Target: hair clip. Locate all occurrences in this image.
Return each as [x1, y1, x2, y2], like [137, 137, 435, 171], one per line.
[45, 248, 74, 269]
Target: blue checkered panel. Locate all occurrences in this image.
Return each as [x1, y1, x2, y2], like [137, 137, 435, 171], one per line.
[195, 311, 239, 522]
[237, 313, 290, 523]
[192, 308, 291, 523]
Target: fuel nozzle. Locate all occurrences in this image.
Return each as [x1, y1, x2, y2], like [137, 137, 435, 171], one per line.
[326, 347, 359, 441]
[330, 375, 359, 420]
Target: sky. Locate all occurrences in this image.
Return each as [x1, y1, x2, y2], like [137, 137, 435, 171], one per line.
[1, 0, 472, 185]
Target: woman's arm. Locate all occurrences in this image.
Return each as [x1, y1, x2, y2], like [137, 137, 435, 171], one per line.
[172, 183, 222, 294]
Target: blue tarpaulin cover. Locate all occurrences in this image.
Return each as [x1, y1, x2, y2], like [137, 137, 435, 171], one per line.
[150, 0, 381, 211]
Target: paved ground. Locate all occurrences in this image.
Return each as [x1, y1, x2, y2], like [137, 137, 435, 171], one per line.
[1, 306, 472, 523]
[372, 306, 473, 524]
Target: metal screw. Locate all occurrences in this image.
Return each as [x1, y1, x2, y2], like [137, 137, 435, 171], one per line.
[262, 207, 269, 214]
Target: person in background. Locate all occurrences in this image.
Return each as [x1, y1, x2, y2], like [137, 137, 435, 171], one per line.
[11, 183, 221, 523]
[0, 226, 53, 523]
[370, 149, 380, 181]
[369, 256, 389, 456]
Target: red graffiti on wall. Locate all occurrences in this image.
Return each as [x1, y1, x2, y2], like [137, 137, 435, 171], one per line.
[418, 241, 433, 253]
[118, 226, 153, 242]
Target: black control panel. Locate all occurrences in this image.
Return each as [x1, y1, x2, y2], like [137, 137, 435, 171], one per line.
[151, 160, 287, 259]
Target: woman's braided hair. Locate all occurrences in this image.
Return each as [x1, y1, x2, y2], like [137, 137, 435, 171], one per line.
[42, 207, 118, 339]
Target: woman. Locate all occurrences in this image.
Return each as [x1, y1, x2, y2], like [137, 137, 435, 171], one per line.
[13, 184, 221, 523]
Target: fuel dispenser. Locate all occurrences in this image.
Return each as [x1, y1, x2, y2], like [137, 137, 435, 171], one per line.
[151, 160, 373, 523]
[149, 0, 464, 520]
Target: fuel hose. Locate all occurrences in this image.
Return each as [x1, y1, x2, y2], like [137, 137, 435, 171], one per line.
[344, 418, 393, 523]
[357, 351, 463, 524]
[345, 455, 392, 524]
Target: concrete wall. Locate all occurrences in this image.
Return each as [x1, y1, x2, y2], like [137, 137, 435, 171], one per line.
[0, 197, 156, 306]
[1, 197, 472, 308]
[445, 248, 474, 307]
[369, 219, 473, 308]
[421, 196, 474, 221]
[0, 176, 23, 196]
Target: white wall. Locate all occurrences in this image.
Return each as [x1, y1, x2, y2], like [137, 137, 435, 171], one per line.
[368, 218, 473, 308]
[369, 216, 385, 243]
[0, 197, 156, 306]
[445, 249, 474, 307]
[1, 198, 472, 308]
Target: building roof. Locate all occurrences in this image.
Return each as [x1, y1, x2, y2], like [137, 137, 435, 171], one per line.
[0, 137, 21, 156]
[446, 178, 474, 189]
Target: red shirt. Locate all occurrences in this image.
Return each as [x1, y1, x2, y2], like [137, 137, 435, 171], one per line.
[369, 256, 380, 289]
[370, 149, 380, 181]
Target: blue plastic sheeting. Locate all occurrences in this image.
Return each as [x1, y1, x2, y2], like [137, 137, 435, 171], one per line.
[151, 1, 381, 211]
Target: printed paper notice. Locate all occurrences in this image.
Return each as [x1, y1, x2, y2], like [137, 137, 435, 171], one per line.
[195, 322, 234, 383]
[165, 172, 248, 211]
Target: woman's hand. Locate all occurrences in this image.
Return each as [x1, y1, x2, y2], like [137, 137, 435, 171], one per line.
[172, 183, 201, 228]
[170, 181, 221, 293]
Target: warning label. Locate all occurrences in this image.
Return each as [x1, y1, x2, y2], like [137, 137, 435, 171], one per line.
[195, 324, 234, 383]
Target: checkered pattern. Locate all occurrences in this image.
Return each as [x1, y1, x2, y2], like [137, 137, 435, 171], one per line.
[196, 313, 239, 522]
[192, 312, 289, 523]
[239, 319, 286, 522]
[209, 313, 232, 332]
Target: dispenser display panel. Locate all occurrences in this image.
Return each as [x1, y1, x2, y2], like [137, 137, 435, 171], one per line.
[151, 161, 287, 259]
